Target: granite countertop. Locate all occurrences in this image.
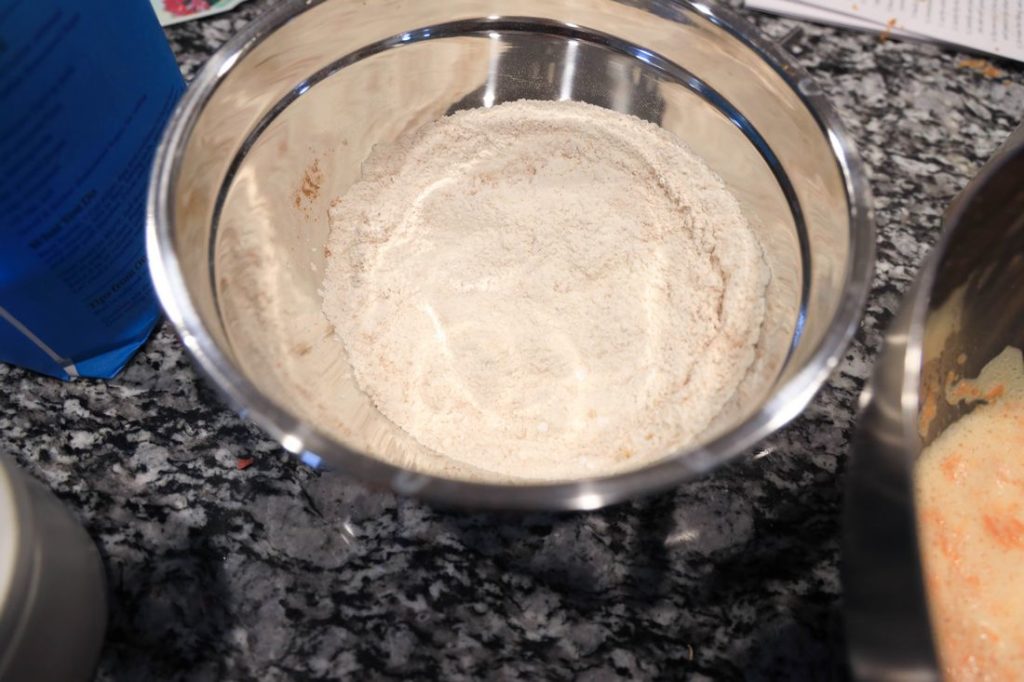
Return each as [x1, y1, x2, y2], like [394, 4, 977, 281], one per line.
[2, 2, 1023, 680]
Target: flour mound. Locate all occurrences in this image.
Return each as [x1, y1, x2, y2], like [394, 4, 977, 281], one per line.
[322, 100, 770, 481]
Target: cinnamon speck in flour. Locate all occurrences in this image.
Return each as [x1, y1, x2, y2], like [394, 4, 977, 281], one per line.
[321, 100, 770, 481]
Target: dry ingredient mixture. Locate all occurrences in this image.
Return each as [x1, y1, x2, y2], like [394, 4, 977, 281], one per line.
[321, 100, 770, 481]
[916, 346, 1024, 680]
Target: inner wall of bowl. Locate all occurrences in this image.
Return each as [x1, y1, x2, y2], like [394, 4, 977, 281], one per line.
[174, 0, 851, 480]
[916, 146, 1024, 448]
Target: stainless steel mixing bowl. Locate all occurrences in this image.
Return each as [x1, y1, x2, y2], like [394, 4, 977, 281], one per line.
[844, 126, 1024, 680]
[148, 0, 874, 509]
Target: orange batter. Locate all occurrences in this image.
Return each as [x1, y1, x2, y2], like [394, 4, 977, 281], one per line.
[916, 347, 1024, 680]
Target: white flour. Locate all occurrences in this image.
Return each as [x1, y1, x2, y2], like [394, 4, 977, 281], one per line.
[322, 100, 770, 481]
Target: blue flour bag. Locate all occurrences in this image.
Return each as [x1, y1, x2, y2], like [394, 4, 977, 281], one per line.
[0, 1, 185, 379]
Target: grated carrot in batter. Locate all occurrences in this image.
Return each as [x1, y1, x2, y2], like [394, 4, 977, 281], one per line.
[916, 347, 1024, 680]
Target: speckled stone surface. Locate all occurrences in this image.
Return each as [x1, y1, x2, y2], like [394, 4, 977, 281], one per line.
[2, 2, 1022, 680]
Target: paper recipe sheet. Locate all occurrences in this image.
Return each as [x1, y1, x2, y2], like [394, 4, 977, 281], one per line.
[746, 0, 1024, 62]
[748, 0, 918, 37]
